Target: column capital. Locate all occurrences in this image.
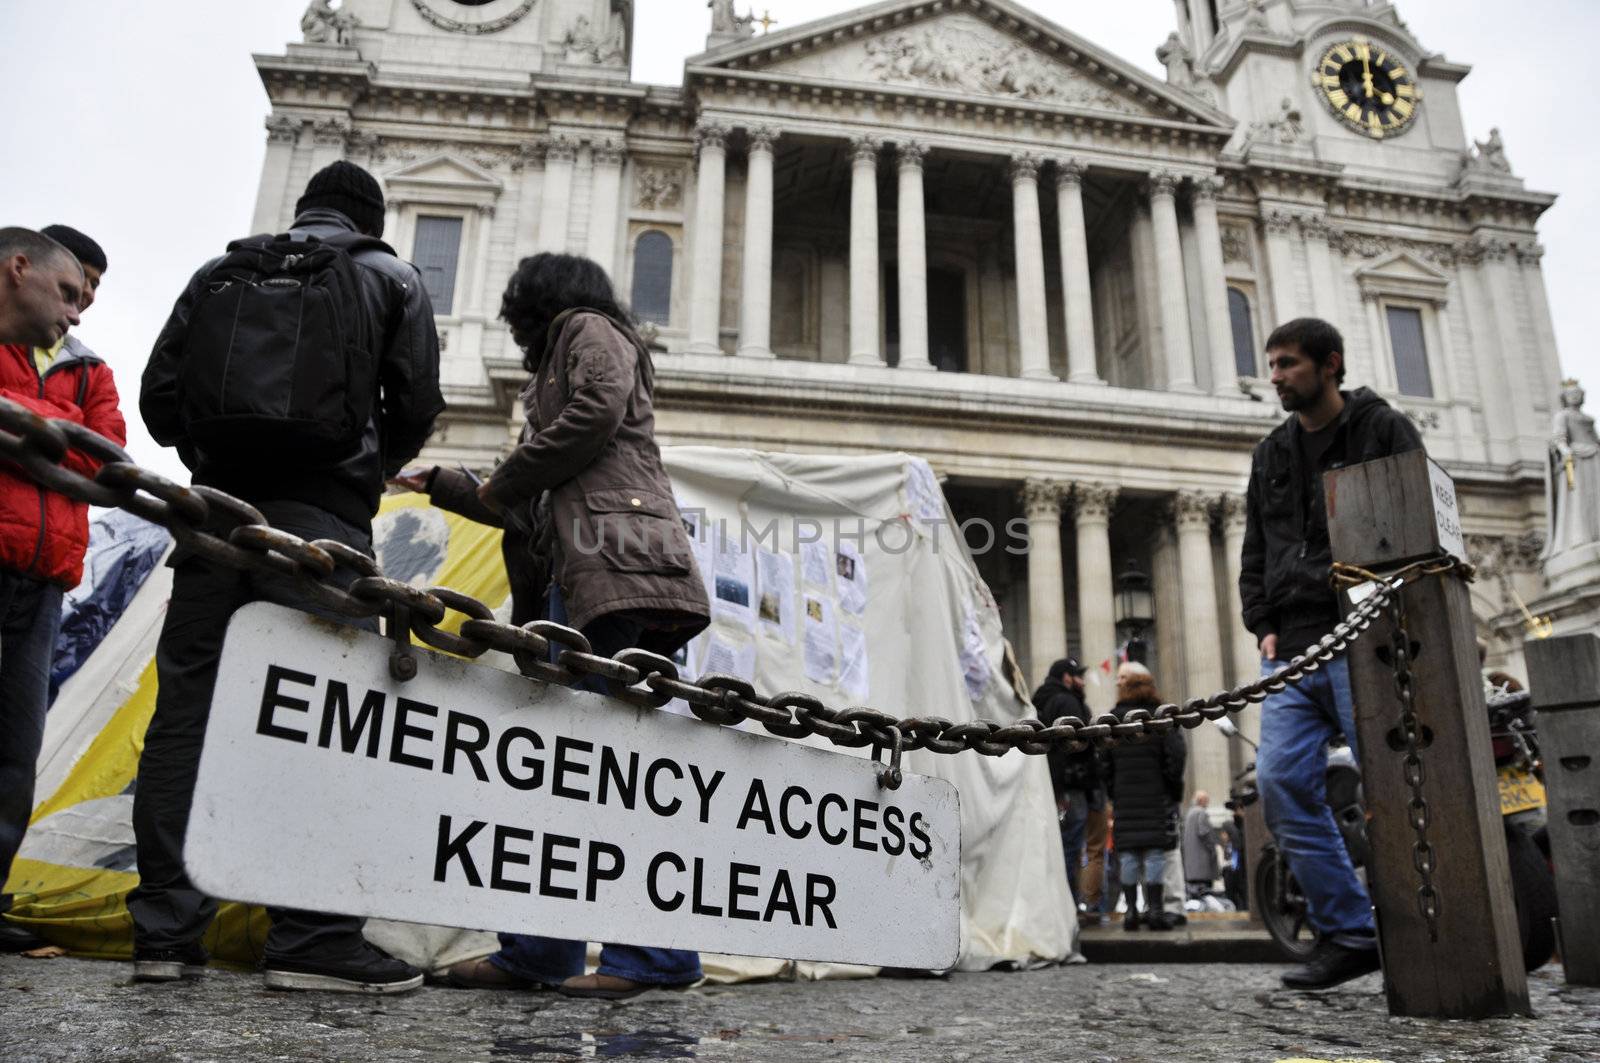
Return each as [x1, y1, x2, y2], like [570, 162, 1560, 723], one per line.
[1220, 491, 1248, 530]
[1009, 152, 1042, 184]
[1054, 158, 1087, 189]
[265, 114, 302, 144]
[1191, 174, 1223, 202]
[746, 125, 781, 154]
[310, 116, 352, 147]
[1298, 214, 1332, 242]
[1145, 170, 1181, 199]
[896, 139, 928, 170]
[694, 119, 730, 155]
[475, 203, 497, 218]
[1019, 478, 1069, 519]
[1072, 482, 1119, 522]
[1515, 242, 1546, 266]
[1171, 490, 1217, 530]
[591, 138, 626, 166]
[541, 133, 579, 164]
[1262, 208, 1298, 236]
[849, 135, 883, 166]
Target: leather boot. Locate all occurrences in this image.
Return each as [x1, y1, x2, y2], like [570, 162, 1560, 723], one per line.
[1121, 885, 1142, 931]
[1145, 884, 1173, 931]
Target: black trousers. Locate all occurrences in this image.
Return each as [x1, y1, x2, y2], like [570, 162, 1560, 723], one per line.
[127, 500, 379, 960]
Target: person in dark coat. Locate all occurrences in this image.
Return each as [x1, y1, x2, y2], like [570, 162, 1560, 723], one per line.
[1031, 657, 1095, 908]
[394, 252, 709, 1001]
[1104, 662, 1186, 931]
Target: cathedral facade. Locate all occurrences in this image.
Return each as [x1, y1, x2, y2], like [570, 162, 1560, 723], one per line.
[258, 0, 1563, 799]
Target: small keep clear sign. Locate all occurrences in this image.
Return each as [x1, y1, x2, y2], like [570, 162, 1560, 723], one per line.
[1427, 458, 1467, 563]
[186, 603, 961, 969]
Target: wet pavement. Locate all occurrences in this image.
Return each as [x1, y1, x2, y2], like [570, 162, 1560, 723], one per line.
[3, 954, 1598, 1062]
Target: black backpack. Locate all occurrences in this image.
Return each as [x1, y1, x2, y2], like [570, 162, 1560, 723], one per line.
[177, 230, 387, 464]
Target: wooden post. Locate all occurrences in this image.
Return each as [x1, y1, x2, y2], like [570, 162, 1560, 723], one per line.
[1523, 632, 1600, 986]
[1325, 451, 1530, 1018]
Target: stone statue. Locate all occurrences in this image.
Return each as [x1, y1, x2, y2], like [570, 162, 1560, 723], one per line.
[559, 15, 623, 64]
[1156, 32, 1195, 87]
[302, 0, 357, 45]
[1247, 98, 1305, 146]
[1547, 380, 1600, 557]
[708, 0, 752, 36]
[1476, 128, 1511, 172]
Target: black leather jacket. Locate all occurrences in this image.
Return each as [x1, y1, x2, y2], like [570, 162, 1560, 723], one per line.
[142, 209, 444, 529]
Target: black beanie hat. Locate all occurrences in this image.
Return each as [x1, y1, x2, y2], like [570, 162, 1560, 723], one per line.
[295, 160, 386, 237]
[40, 225, 107, 273]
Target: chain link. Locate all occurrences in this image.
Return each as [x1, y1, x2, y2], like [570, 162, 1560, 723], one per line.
[1385, 596, 1441, 942]
[0, 396, 1469, 765]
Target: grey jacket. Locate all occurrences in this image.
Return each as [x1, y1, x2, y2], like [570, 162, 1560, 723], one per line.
[1182, 804, 1221, 883]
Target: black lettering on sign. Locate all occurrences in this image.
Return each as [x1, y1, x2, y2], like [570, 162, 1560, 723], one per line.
[881, 805, 907, 856]
[817, 793, 848, 845]
[691, 856, 722, 917]
[805, 874, 838, 929]
[908, 812, 932, 860]
[736, 780, 775, 834]
[497, 726, 544, 791]
[644, 758, 682, 816]
[586, 841, 625, 902]
[598, 746, 638, 809]
[491, 824, 535, 894]
[434, 814, 485, 887]
[540, 833, 580, 900]
[727, 862, 762, 921]
[257, 664, 315, 743]
[647, 852, 685, 912]
[442, 711, 491, 781]
[318, 682, 384, 757]
[764, 869, 800, 924]
[689, 764, 725, 824]
[852, 799, 879, 853]
[390, 697, 438, 770]
[779, 786, 812, 840]
[552, 736, 593, 800]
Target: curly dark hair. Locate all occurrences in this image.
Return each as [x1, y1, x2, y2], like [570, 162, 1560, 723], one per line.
[499, 253, 632, 372]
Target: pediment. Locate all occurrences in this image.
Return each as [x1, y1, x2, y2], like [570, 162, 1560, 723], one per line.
[691, 0, 1230, 128]
[1356, 251, 1449, 285]
[383, 154, 503, 193]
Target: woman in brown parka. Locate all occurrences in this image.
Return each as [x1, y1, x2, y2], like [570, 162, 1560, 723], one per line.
[393, 252, 709, 999]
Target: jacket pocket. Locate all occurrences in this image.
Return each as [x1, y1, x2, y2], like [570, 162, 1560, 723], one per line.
[581, 488, 691, 575]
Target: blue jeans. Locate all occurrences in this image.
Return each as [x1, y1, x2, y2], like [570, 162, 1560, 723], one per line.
[1118, 847, 1166, 886]
[0, 571, 64, 896]
[1256, 655, 1375, 947]
[1059, 789, 1088, 905]
[488, 582, 702, 988]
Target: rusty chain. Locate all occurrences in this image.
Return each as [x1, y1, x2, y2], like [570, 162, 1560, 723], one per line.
[0, 395, 1469, 789]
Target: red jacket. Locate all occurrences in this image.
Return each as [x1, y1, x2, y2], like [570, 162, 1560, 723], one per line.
[0, 338, 127, 587]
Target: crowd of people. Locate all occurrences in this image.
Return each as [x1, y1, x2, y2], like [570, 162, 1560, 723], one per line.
[1, 157, 1422, 996]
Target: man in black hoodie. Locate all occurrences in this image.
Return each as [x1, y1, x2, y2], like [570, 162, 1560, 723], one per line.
[1240, 317, 1421, 990]
[1032, 658, 1095, 909]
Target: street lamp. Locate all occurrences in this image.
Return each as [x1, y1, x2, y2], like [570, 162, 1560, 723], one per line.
[1114, 558, 1153, 664]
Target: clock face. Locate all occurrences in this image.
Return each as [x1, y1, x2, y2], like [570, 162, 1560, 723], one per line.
[1315, 38, 1420, 140]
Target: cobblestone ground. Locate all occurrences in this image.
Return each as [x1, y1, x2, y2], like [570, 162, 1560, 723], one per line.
[3, 955, 1597, 1063]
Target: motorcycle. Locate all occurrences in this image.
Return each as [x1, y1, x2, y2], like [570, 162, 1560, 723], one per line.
[1221, 692, 1557, 971]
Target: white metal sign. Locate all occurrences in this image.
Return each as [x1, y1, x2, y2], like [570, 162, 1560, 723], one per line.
[1427, 457, 1467, 564]
[186, 603, 961, 968]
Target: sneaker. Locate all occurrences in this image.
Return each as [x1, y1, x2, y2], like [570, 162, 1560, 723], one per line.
[263, 942, 423, 995]
[1280, 940, 1382, 990]
[133, 943, 209, 982]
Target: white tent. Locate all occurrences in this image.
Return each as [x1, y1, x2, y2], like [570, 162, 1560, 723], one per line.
[9, 448, 1075, 976]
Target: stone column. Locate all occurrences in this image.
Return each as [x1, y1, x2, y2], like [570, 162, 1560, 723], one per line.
[687, 120, 729, 354]
[1173, 491, 1230, 801]
[1261, 209, 1299, 326]
[308, 117, 350, 173]
[1055, 160, 1102, 385]
[252, 116, 301, 235]
[1147, 172, 1198, 392]
[895, 141, 934, 371]
[1517, 244, 1565, 407]
[586, 140, 626, 277]
[467, 204, 497, 318]
[1011, 154, 1054, 380]
[737, 126, 779, 358]
[1219, 493, 1262, 749]
[537, 135, 577, 255]
[1475, 236, 1547, 447]
[1021, 479, 1070, 682]
[510, 143, 543, 260]
[1190, 176, 1236, 395]
[1073, 483, 1119, 711]
[1361, 290, 1398, 392]
[848, 136, 884, 365]
[1300, 217, 1341, 325]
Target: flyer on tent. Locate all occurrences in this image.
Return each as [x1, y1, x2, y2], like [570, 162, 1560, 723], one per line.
[836, 540, 867, 616]
[839, 621, 869, 700]
[755, 547, 796, 644]
[712, 527, 755, 630]
[800, 538, 831, 589]
[802, 594, 836, 684]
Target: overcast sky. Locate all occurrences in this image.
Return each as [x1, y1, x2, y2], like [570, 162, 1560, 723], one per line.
[2, 1, 1593, 481]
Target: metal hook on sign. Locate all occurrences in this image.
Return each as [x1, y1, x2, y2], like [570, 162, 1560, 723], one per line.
[875, 725, 904, 791]
[388, 603, 417, 682]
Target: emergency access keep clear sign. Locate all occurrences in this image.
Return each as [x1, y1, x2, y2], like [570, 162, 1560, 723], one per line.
[185, 603, 962, 968]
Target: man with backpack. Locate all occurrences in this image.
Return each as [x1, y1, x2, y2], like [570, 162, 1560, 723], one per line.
[133, 161, 444, 993]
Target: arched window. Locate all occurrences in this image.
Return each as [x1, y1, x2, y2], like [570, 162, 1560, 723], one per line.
[631, 230, 673, 324]
[1228, 287, 1257, 377]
